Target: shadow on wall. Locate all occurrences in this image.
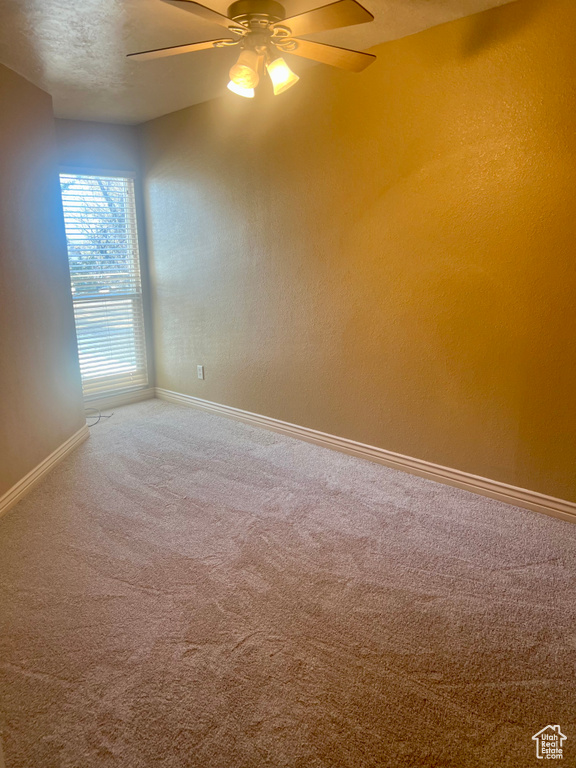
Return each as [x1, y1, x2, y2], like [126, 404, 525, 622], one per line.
[462, 0, 543, 57]
[515, 170, 576, 500]
[415, 0, 544, 64]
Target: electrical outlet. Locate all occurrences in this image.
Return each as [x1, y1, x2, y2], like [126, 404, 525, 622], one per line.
[197, 365, 204, 380]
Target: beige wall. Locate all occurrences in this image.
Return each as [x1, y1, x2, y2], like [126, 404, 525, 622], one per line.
[0, 65, 84, 498]
[55, 119, 140, 173]
[141, 0, 576, 502]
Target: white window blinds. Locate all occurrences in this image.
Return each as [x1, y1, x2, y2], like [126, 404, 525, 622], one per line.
[60, 173, 148, 400]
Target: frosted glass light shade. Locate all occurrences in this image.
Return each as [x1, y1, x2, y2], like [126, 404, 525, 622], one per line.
[227, 80, 255, 98]
[229, 49, 260, 89]
[266, 57, 299, 95]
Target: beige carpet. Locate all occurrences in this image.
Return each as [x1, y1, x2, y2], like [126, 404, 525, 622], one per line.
[1, 400, 575, 767]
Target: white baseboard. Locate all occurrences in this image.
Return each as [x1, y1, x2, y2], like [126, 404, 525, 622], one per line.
[84, 387, 155, 412]
[155, 388, 576, 525]
[0, 425, 89, 520]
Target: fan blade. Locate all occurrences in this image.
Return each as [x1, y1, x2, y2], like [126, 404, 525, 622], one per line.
[276, 0, 373, 38]
[161, 0, 244, 31]
[127, 38, 236, 61]
[287, 38, 375, 71]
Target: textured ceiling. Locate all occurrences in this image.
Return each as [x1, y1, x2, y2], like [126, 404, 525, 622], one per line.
[0, 0, 517, 124]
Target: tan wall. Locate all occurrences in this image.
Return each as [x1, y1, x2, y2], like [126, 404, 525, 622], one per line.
[55, 119, 140, 173]
[0, 65, 84, 498]
[141, 0, 576, 502]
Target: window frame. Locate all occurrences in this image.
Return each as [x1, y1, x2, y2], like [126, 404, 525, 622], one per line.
[59, 166, 154, 404]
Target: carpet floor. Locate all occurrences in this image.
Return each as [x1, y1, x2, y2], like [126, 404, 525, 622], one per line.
[1, 400, 575, 767]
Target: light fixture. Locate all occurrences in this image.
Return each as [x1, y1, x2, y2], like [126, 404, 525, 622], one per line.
[266, 56, 299, 95]
[227, 80, 255, 98]
[129, 0, 377, 101]
[229, 48, 260, 89]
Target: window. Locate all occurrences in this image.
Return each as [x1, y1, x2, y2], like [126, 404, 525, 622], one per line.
[60, 173, 148, 400]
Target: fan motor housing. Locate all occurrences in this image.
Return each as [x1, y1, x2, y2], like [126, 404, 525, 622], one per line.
[227, 0, 286, 26]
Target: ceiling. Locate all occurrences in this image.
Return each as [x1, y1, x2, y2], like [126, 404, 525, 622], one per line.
[0, 0, 517, 124]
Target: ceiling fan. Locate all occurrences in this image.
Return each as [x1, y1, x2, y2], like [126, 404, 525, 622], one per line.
[128, 0, 376, 98]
